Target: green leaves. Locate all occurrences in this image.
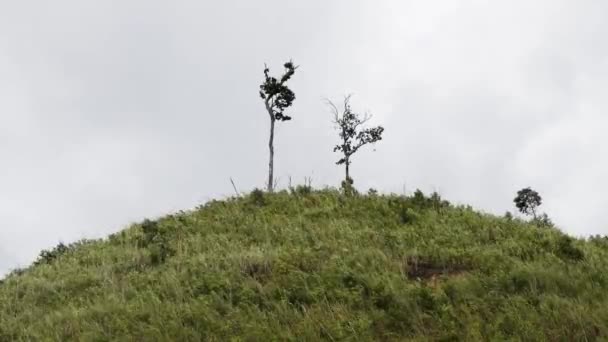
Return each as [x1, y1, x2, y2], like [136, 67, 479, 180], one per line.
[328, 95, 384, 183]
[514, 187, 542, 218]
[1, 190, 606, 340]
[260, 61, 297, 122]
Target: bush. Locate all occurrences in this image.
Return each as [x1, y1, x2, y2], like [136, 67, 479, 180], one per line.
[411, 189, 428, 208]
[141, 219, 160, 246]
[533, 213, 554, 228]
[150, 242, 174, 265]
[341, 177, 357, 196]
[0, 268, 26, 285]
[556, 236, 585, 262]
[34, 242, 69, 266]
[249, 188, 266, 206]
[138, 219, 174, 265]
[32, 239, 98, 267]
[590, 235, 608, 249]
[430, 191, 450, 211]
[410, 189, 449, 210]
[291, 185, 312, 196]
[388, 197, 417, 224]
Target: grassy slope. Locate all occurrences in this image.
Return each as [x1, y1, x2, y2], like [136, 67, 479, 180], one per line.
[1, 189, 608, 341]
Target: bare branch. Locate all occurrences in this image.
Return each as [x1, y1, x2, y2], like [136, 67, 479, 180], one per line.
[327, 94, 384, 185]
[325, 98, 340, 124]
[352, 115, 370, 130]
[362, 111, 372, 122]
[343, 94, 353, 115]
[229, 177, 241, 197]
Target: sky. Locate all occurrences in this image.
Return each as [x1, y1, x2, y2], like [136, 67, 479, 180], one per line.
[1, 0, 607, 275]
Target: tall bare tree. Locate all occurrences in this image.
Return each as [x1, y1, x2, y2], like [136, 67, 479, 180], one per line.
[327, 95, 384, 188]
[259, 61, 297, 192]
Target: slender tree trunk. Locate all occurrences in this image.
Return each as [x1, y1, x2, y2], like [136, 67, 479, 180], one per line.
[345, 158, 350, 183]
[268, 118, 275, 192]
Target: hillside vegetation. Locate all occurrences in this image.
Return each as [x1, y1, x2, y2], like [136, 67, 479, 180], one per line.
[1, 189, 608, 341]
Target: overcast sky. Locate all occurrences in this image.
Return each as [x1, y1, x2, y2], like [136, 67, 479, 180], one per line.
[1, 0, 607, 275]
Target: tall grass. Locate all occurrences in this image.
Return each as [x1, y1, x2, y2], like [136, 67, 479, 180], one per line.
[1, 189, 606, 341]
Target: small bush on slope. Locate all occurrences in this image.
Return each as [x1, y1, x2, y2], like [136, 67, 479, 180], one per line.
[1, 189, 607, 341]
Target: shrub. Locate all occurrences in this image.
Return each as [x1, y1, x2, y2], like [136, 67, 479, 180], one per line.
[291, 184, 312, 196]
[429, 191, 450, 211]
[388, 197, 417, 224]
[249, 188, 266, 206]
[0, 268, 26, 285]
[341, 177, 357, 196]
[138, 219, 174, 265]
[556, 236, 585, 262]
[141, 219, 160, 246]
[409, 189, 450, 210]
[34, 242, 69, 266]
[533, 213, 554, 228]
[589, 235, 608, 249]
[150, 242, 174, 265]
[31, 240, 98, 267]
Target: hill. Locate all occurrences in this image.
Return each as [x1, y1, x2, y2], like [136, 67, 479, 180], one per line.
[1, 188, 607, 340]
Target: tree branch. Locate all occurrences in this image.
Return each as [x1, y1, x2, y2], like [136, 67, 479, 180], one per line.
[352, 116, 370, 130]
[264, 98, 274, 120]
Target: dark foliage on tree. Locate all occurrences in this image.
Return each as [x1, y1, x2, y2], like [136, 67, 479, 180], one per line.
[34, 242, 69, 266]
[259, 61, 298, 192]
[557, 236, 585, 261]
[249, 188, 266, 207]
[139, 219, 174, 265]
[533, 213, 554, 228]
[514, 187, 542, 220]
[33, 239, 96, 266]
[327, 95, 384, 189]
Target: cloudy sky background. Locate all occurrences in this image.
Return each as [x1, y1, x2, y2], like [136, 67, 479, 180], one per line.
[1, 0, 607, 275]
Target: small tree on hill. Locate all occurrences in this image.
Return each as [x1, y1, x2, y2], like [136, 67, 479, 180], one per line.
[259, 61, 297, 192]
[514, 187, 542, 220]
[327, 95, 384, 191]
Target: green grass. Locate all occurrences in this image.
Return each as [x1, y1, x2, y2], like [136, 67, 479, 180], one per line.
[1, 188, 607, 341]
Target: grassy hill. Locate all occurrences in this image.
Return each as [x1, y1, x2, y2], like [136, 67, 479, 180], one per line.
[1, 188, 608, 341]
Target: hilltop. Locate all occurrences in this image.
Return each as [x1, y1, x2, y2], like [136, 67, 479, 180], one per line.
[1, 188, 607, 340]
